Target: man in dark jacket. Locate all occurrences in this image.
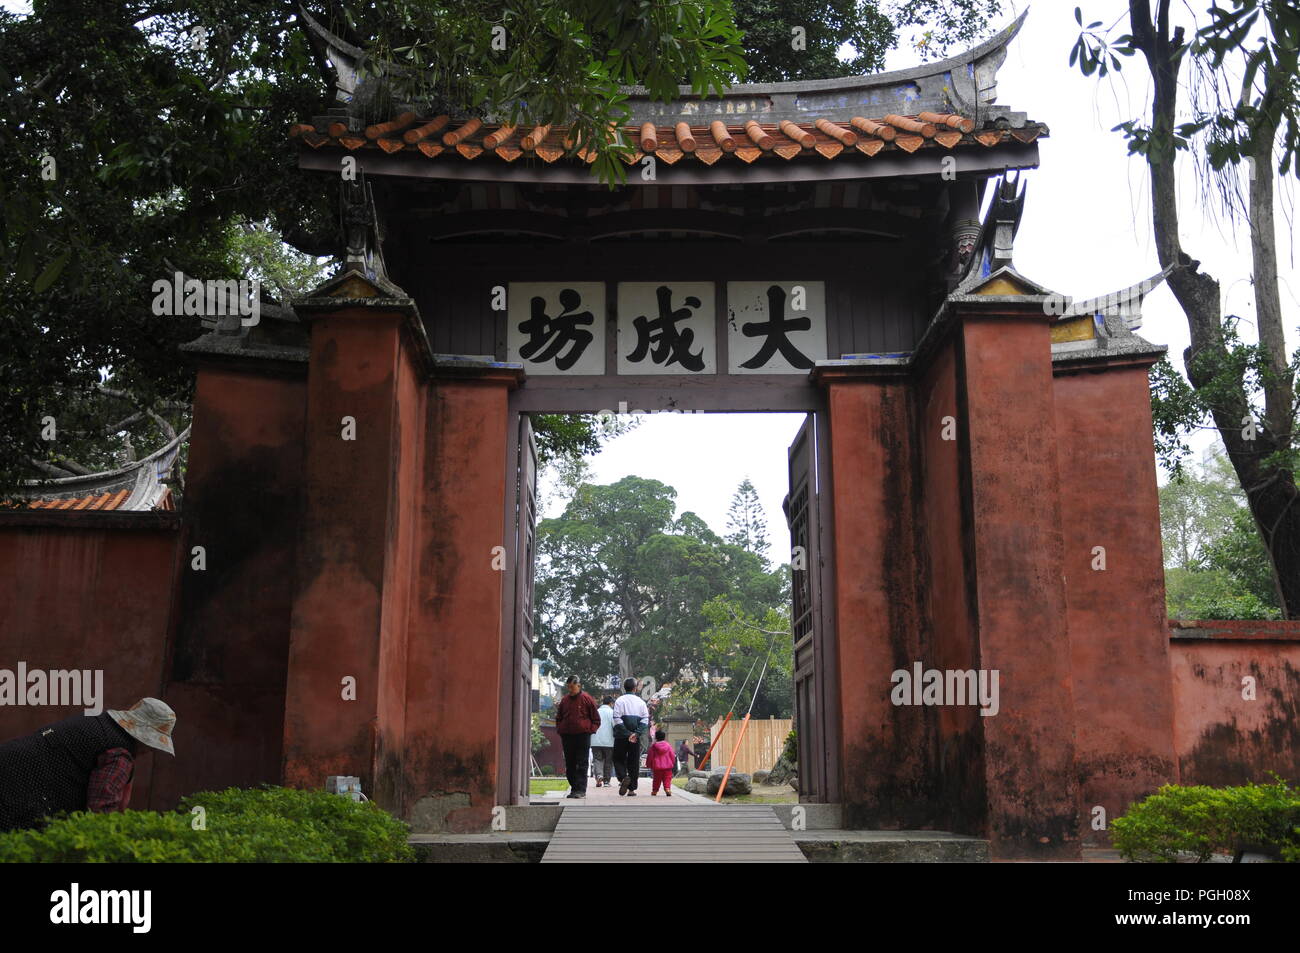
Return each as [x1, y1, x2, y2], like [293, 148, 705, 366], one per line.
[0, 697, 177, 832]
[554, 677, 600, 799]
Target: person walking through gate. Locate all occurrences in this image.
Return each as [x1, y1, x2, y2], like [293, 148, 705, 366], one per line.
[676, 738, 691, 776]
[648, 730, 676, 796]
[590, 695, 615, 787]
[555, 676, 600, 799]
[612, 677, 650, 797]
[0, 698, 177, 832]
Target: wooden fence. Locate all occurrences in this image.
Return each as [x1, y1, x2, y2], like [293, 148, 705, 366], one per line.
[704, 717, 792, 777]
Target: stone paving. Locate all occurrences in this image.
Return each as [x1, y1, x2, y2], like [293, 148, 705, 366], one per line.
[539, 772, 714, 805]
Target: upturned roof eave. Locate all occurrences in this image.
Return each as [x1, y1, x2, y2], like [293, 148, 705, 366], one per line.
[617, 9, 1028, 100]
[302, 6, 1032, 125]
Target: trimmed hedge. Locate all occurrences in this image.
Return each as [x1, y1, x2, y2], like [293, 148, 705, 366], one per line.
[1111, 781, 1300, 863]
[0, 786, 415, 863]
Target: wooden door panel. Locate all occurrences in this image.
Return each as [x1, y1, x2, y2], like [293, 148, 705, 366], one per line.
[787, 414, 826, 802]
[511, 415, 539, 798]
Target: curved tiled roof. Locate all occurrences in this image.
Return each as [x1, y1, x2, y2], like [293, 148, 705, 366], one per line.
[24, 487, 175, 511]
[17, 428, 188, 513]
[290, 111, 1045, 168]
[293, 10, 1044, 171]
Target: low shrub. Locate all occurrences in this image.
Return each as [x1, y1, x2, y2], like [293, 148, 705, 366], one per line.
[0, 785, 415, 863]
[1111, 780, 1300, 862]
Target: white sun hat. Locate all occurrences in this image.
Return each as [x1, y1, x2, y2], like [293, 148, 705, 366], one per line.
[107, 698, 176, 755]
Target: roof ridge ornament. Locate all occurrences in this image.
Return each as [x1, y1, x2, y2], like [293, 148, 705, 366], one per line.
[1057, 263, 1175, 333]
[953, 171, 1027, 292]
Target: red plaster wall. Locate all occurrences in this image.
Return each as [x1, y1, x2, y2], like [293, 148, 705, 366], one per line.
[1053, 363, 1176, 840]
[826, 377, 933, 827]
[959, 312, 1080, 859]
[282, 313, 404, 795]
[402, 378, 512, 832]
[1169, 622, 1300, 786]
[151, 365, 305, 808]
[372, 333, 424, 812]
[0, 523, 179, 808]
[536, 724, 565, 776]
[915, 337, 988, 835]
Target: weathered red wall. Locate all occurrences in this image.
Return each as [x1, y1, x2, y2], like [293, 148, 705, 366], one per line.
[149, 364, 305, 809]
[402, 375, 514, 832]
[282, 310, 409, 800]
[914, 335, 988, 836]
[958, 309, 1081, 859]
[824, 371, 934, 827]
[1169, 621, 1300, 787]
[373, 327, 424, 813]
[0, 517, 180, 808]
[1054, 361, 1176, 841]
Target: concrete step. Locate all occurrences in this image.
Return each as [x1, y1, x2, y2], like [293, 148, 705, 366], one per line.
[507, 801, 844, 832]
[796, 830, 989, 863]
[410, 827, 989, 863]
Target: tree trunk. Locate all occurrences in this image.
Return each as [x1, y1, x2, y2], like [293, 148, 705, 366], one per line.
[1131, 0, 1300, 616]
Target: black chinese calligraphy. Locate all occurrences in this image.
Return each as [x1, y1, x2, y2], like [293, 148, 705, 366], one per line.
[518, 288, 595, 372]
[739, 285, 814, 370]
[626, 285, 706, 372]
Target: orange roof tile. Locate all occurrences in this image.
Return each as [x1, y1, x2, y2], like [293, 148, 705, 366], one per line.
[291, 112, 1047, 168]
[25, 489, 131, 511]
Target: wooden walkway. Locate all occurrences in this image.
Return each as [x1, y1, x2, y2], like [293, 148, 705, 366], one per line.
[540, 805, 808, 863]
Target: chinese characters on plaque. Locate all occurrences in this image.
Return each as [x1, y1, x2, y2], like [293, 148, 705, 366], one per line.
[725, 281, 827, 374]
[505, 281, 826, 375]
[506, 282, 606, 375]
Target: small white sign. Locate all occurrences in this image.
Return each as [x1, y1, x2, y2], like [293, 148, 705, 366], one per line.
[507, 283, 606, 375]
[617, 282, 716, 375]
[726, 281, 826, 374]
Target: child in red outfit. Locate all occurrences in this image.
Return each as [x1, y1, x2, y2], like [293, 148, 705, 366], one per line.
[647, 729, 677, 796]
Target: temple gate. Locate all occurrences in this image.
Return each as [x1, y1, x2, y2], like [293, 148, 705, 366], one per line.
[11, 11, 1293, 862]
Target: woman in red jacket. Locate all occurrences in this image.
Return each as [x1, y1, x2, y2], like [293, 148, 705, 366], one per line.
[554, 676, 601, 799]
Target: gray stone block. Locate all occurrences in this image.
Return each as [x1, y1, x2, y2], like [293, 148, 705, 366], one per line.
[707, 771, 752, 796]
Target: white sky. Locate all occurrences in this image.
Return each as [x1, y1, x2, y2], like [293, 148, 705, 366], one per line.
[543, 0, 1299, 540]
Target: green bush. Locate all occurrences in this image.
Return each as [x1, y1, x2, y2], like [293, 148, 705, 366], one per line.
[0, 786, 415, 863]
[540, 764, 554, 776]
[1111, 781, 1300, 862]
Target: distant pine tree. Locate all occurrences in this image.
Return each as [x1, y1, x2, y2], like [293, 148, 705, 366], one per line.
[726, 478, 770, 563]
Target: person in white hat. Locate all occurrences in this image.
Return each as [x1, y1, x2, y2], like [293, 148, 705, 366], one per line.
[0, 698, 176, 832]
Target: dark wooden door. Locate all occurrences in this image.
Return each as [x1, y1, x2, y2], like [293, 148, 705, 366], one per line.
[511, 414, 539, 799]
[786, 414, 828, 801]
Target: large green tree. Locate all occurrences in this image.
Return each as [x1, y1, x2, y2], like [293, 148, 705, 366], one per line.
[727, 0, 1005, 81]
[534, 475, 785, 697]
[725, 476, 770, 565]
[1160, 453, 1281, 618]
[1073, 1, 1300, 615]
[698, 594, 793, 721]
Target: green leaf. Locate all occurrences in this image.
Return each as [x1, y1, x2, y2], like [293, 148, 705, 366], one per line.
[33, 250, 71, 293]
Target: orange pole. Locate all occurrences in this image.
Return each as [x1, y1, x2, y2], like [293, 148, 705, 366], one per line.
[714, 713, 752, 802]
[697, 711, 733, 772]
